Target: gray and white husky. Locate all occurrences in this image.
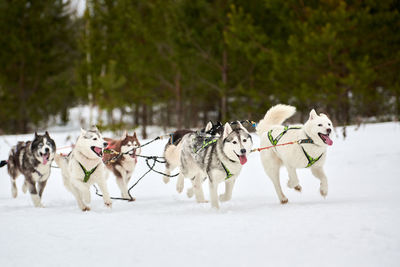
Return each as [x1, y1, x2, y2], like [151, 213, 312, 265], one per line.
[162, 121, 222, 184]
[176, 122, 253, 209]
[54, 126, 111, 211]
[256, 104, 333, 204]
[0, 132, 56, 207]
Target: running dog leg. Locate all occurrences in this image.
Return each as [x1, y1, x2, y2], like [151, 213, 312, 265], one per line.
[25, 177, 43, 208]
[116, 177, 130, 199]
[10, 177, 18, 198]
[208, 180, 219, 209]
[219, 177, 237, 202]
[311, 166, 328, 197]
[97, 178, 112, 207]
[286, 165, 302, 192]
[176, 172, 185, 193]
[70, 184, 90, 211]
[192, 175, 207, 203]
[38, 180, 48, 199]
[261, 152, 287, 204]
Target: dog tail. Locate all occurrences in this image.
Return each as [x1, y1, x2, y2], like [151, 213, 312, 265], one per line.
[256, 104, 296, 135]
[0, 160, 7, 168]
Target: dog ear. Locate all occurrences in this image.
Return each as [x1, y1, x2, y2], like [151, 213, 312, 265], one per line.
[309, 109, 318, 120]
[90, 125, 99, 131]
[237, 121, 249, 134]
[122, 130, 127, 139]
[223, 122, 233, 139]
[45, 131, 50, 137]
[133, 132, 137, 138]
[205, 121, 213, 132]
[80, 128, 86, 135]
[34, 132, 38, 138]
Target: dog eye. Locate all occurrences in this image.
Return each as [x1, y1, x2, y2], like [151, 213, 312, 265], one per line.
[232, 141, 237, 144]
[318, 124, 322, 127]
[93, 138, 97, 140]
[243, 139, 247, 143]
[328, 123, 331, 126]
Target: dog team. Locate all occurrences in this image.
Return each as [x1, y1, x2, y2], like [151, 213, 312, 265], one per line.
[0, 104, 334, 211]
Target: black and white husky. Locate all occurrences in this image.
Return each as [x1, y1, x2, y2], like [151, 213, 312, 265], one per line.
[162, 121, 223, 184]
[54, 126, 111, 211]
[256, 104, 333, 204]
[0, 132, 56, 207]
[176, 122, 253, 209]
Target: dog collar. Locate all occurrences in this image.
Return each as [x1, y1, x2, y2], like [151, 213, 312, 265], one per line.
[78, 162, 99, 183]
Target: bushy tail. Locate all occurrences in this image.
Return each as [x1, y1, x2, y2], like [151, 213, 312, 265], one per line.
[0, 160, 7, 168]
[256, 104, 296, 135]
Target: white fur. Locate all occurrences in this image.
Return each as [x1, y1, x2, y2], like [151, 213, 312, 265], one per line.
[55, 128, 111, 211]
[163, 141, 183, 184]
[257, 104, 333, 204]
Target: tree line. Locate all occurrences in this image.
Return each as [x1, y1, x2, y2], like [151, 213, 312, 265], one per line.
[0, 0, 399, 136]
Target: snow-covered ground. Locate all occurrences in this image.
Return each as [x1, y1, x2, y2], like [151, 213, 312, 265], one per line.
[0, 122, 399, 267]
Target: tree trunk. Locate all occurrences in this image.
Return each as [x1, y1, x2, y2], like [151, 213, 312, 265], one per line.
[175, 71, 182, 129]
[141, 104, 147, 139]
[220, 49, 228, 122]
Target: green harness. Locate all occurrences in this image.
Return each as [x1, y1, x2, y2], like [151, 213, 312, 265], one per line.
[267, 126, 323, 168]
[221, 162, 233, 180]
[194, 137, 218, 153]
[78, 162, 99, 183]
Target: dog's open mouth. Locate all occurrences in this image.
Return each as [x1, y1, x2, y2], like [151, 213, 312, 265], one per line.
[318, 133, 333, 146]
[128, 149, 136, 159]
[235, 152, 247, 165]
[91, 146, 103, 157]
[40, 152, 50, 165]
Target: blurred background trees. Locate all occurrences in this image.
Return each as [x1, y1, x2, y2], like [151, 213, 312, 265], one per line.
[0, 0, 399, 135]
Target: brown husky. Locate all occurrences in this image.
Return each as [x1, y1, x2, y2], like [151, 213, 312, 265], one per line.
[103, 131, 141, 200]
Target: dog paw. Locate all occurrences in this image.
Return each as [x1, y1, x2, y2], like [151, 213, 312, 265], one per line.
[186, 188, 194, 198]
[104, 201, 112, 208]
[320, 188, 328, 198]
[219, 194, 231, 202]
[82, 206, 91, 212]
[294, 185, 302, 192]
[163, 176, 170, 184]
[128, 197, 136, 202]
[196, 199, 208, 203]
[280, 198, 289, 204]
[176, 183, 184, 194]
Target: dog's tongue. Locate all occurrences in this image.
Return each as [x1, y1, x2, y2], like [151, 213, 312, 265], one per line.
[239, 155, 247, 165]
[322, 134, 333, 146]
[94, 147, 102, 155]
[42, 155, 48, 165]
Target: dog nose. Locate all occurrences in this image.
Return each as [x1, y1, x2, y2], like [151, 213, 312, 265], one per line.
[103, 142, 108, 148]
[240, 148, 246, 154]
[45, 147, 49, 153]
[327, 128, 332, 134]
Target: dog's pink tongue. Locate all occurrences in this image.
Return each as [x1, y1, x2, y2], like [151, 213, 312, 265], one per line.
[239, 155, 247, 165]
[42, 155, 48, 165]
[324, 135, 333, 146]
[94, 147, 102, 154]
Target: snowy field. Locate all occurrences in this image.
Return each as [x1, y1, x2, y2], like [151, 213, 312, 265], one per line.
[0, 122, 399, 267]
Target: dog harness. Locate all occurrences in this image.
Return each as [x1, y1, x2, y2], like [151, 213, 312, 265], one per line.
[78, 162, 99, 183]
[221, 162, 233, 180]
[267, 126, 323, 168]
[193, 136, 218, 153]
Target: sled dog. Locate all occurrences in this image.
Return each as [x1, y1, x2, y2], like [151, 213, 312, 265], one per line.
[54, 126, 111, 211]
[256, 104, 333, 204]
[176, 122, 253, 209]
[162, 121, 222, 184]
[0, 132, 56, 207]
[103, 131, 141, 200]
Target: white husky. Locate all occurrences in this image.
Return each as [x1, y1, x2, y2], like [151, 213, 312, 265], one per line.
[54, 126, 112, 211]
[256, 104, 333, 204]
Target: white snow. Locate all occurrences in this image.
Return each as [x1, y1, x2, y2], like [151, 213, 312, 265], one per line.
[1, 122, 400, 267]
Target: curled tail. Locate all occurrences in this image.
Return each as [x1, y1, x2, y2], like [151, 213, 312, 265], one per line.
[0, 160, 7, 168]
[256, 104, 296, 136]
